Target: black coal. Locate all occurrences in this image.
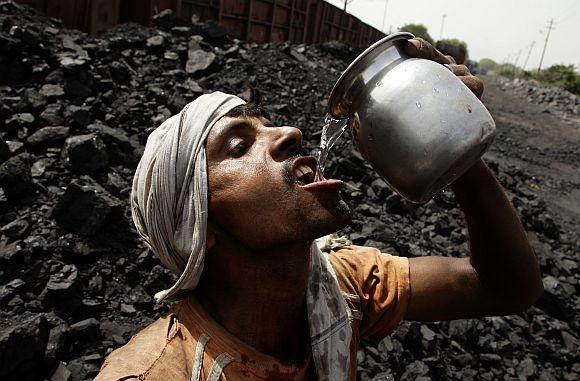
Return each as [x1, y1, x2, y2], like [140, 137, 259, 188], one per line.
[0, 3, 578, 381]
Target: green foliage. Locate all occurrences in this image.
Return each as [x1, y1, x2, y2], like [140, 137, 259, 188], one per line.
[398, 23, 434, 45]
[498, 63, 518, 78]
[496, 63, 580, 95]
[479, 58, 498, 73]
[537, 65, 580, 94]
[435, 38, 469, 64]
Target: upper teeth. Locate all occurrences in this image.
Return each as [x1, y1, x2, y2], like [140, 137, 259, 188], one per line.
[295, 164, 313, 178]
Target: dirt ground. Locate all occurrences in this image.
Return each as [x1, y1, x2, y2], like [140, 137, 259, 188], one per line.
[480, 74, 580, 237]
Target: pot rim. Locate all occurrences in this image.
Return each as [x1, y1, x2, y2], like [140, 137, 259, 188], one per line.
[328, 32, 414, 118]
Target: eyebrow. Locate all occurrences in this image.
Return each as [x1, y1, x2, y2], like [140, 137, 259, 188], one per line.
[211, 119, 253, 152]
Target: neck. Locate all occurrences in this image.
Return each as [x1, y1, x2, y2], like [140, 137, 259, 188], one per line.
[195, 238, 313, 363]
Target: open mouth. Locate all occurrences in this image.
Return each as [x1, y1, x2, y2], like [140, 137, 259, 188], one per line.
[292, 156, 317, 185]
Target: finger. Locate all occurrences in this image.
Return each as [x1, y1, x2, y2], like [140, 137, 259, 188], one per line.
[444, 55, 457, 64]
[459, 76, 484, 98]
[449, 64, 471, 76]
[403, 38, 453, 65]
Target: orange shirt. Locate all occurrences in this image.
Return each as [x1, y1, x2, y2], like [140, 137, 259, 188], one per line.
[95, 245, 410, 381]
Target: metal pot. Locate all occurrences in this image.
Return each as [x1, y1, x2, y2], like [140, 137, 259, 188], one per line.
[328, 32, 496, 203]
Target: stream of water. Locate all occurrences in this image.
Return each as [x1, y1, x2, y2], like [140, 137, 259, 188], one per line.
[313, 114, 349, 181]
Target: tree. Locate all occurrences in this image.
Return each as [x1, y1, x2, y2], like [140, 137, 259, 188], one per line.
[435, 38, 468, 64]
[398, 23, 434, 45]
[539, 65, 580, 94]
[479, 58, 498, 74]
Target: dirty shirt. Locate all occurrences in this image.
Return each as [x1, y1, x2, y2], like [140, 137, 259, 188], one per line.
[95, 245, 410, 381]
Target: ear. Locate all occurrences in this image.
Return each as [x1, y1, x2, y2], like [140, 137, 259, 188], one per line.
[206, 222, 217, 250]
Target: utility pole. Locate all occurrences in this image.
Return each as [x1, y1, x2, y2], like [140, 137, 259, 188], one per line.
[522, 41, 535, 72]
[381, 0, 390, 32]
[513, 50, 521, 66]
[343, 0, 355, 11]
[439, 14, 446, 39]
[504, 54, 512, 65]
[513, 49, 522, 74]
[537, 19, 555, 74]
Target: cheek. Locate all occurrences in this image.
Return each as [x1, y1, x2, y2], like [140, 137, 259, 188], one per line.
[208, 158, 285, 225]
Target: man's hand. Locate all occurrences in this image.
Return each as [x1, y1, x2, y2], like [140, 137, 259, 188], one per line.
[403, 38, 484, 98]
[394, 38, 544, 322]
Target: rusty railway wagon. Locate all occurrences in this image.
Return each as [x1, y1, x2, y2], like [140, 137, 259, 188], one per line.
[15, 0, 385, 48]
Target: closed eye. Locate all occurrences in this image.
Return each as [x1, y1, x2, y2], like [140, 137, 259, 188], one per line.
[229, 140, 250, 158]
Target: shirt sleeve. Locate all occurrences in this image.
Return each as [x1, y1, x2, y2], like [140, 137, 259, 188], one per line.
[328, 245, 411, 342]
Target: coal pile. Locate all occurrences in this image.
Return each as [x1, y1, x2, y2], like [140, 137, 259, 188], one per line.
[0, 3, 578, 380]
[499, 77, 579, 124]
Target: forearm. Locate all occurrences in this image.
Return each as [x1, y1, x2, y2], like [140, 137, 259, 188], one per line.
[450, 160, 543, 308]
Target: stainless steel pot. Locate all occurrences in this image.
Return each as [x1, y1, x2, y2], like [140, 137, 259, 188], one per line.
[328, 32, 496, 203]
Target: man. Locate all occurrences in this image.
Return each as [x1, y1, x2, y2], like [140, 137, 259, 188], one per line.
[96, 39, 543, 380]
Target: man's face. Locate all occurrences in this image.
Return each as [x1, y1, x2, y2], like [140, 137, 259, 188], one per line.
[205, 115, 351, 249]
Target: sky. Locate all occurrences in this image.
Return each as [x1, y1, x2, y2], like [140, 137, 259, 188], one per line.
[324, 0, 580, 70]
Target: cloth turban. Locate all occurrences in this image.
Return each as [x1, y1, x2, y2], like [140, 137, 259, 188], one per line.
[131, 91, 245, 303]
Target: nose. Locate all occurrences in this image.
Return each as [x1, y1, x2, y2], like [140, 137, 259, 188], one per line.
[269, 126, 303, 161]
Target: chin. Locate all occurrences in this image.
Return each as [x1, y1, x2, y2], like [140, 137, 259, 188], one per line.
[313, 199, 352, 237]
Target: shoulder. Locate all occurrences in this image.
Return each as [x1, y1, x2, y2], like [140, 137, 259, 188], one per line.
[95, 305, 193, 381]
[328, 245, 408, 283]
[328, 245, 411, 341]
[327, 244, 410, 302]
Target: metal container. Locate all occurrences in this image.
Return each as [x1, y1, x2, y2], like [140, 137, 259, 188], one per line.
[328, 32, 496, 203]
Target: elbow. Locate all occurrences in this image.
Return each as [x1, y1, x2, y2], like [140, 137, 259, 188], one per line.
[529, 276, 545, 306]
[519, 279, 544, 311]
[512, 250, 545, 312]
[508, 276, 544, 313]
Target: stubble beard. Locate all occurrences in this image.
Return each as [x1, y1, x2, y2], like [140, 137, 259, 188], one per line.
[280, 158, 352, 241]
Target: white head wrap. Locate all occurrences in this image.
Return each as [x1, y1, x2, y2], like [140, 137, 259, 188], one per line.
[131, 91, 352, 380]
[131, 91, 245, 302]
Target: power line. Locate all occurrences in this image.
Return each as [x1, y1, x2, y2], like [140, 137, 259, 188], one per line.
[381, 0, 390, 33]
[439, 14, 446, 39]
[537, 19, 555, 74]
[513, 49, 522, 75]
[555, 0, 580, 21]
[513, 49, 522, 68]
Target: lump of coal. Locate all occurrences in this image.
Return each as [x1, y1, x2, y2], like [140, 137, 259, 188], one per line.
[87, 123, 137, 167]
[0, 154, 33, 201]
[26, 126, 70, 150]
[61, 134, 108, 173]
[196, 20, 230, 46]
[186, 45, 218, 76]
[51, 176, 121, 236]
[0, 313, 49, 378]
[0, 139, 10, 164]
[152, 9, 190, 30]
[39, 263, 80, 315]
[40, 84, 65, 98]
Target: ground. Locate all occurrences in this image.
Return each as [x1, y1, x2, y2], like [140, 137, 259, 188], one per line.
[481, 74, 580, 234]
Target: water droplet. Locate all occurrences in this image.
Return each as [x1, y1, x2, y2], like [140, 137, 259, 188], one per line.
[421, 80, 426, 85]
[467, 104, 472, 113]
[376, 80, 382, 87]
[433, 87, 440, 93]
[436, 73, 441, 79]
[415, 101, 422, 109]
